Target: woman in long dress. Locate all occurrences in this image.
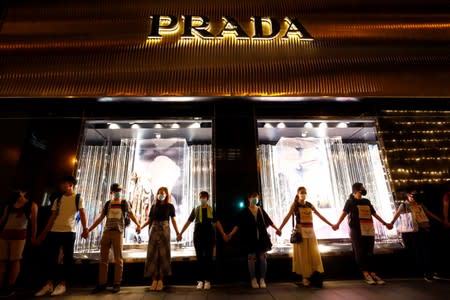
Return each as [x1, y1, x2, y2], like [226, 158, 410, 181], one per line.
[279, 186, 333, 286]
[140, 186, 180, 291]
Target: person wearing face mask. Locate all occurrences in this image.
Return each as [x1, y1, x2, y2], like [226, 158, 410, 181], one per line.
[139, 187, 180, 291]
[278, 186, 333, 287]
[225, 192, 281, 289]
[83, 183, 140, 294]
[332, 182, 392, 285]
[177, 191, 225, 290]
[389, 188, 447, 282]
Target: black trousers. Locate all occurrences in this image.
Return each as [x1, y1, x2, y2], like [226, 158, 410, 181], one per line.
[194, 230, 215, 282]
[46, 232, 76, 284]
[350, 229, 374, 272]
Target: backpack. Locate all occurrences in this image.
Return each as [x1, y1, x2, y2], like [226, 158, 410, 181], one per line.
[55, 193, 81, 223]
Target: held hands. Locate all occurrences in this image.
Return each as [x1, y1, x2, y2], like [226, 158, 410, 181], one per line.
[176, 233, 183, 241]
[81, 229, 89, 239]
[136, 225, 141, 234]
[385, 222, 393, 230]
[275, 229, 282, 236]
[331, 224, 340, 231]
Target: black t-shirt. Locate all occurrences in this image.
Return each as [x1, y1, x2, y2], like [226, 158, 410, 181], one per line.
[343, 195, 376, 231]
[149, 203, 175, 222]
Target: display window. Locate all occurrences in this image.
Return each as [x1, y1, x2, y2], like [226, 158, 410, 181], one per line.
[257, 119, 399, 252]
[75, 119, 212, 258]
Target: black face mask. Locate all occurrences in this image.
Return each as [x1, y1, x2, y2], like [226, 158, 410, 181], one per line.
[360, 189, 367, 196]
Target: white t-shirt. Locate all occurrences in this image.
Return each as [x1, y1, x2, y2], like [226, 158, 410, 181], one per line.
[51, 193, 84, 233]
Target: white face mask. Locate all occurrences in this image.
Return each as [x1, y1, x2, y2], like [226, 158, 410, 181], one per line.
[113, 192, 121, 199]
[200, 198, 208, 205]
[298, 194, 306, 201]
[250, 198, 258, 205]
[157, 194, 166, 201]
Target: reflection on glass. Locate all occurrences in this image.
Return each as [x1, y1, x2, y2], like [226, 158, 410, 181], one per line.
[75, 137, 212, 255]
[259, 137, 397, 249]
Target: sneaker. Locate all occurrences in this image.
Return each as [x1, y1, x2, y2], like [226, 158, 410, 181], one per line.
[35, 283, 53, 297]
[424, 275, 433, 283]
[91, 284, 107, 294]
[149, 280, 158, 291]
[204, 281, 211, 290]
[302, 278, 310, 287]
[156, 280, 164, 291]
[0, 287, 15, 297]
[112, 284, 120, 293]
[196, 281, 204, 290]
[371, 274, 385, 285]
[259, 278, 267, 288]
[251, 278, 259, 289]
[50, 284, 66, 296]
[363, 273, 376, 285]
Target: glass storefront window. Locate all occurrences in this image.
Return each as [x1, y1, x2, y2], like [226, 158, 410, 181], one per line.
[74, 120, 212, 259]
[257, 119, 399, 252]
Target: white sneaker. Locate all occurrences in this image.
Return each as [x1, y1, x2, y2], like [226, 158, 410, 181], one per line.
[156, 280, 164, 291]
[50, 284, 66, 296]
[196, 281, 204, 290]
[204, 281, 211, 290]
[302, 278, 310, 286]
[251, 278, 259, 288]
[371, 274, 385, 285]
[363, 273, 376, 285]
[259, 278, 266, 288]
[35, 283, 53, 297]
[149, 280, 158, 291]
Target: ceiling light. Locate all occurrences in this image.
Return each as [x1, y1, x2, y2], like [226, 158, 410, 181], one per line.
[131, 123, 141, 129]
[304, 122, 313, 128]
[154, 123, 163, 128]
[337, 122, 348, 128]
[318, 122, 328, 129]
[264, 123, 273, 128]
[276, 122, 286, 128]
[171, 123, 180, 129]
[108, 123, 120, 129]
[188, 122, 201, 128]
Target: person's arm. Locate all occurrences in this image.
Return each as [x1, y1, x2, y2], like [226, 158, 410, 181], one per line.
[278, 205, 295, 232]
[0, 206, 8, 226]
[313, 207, 333, 227]
[332, 211, 348, 230]
[423, 206, 445, 224]
[128, 210, 141, 230]
[373, 213, 392, 229]
[87, 212, 106, 233]
[170, 216, 180, 237]
[30, 202, 38, 242]
[443, 194, 449, 224]
[177, 220, 192, 241]
[389, 207, 402, 225]
[226, 225, 239, 242]
[79, 207, 89, 236]
[37, 209, 58, 243]
[214, 220, 227, 240]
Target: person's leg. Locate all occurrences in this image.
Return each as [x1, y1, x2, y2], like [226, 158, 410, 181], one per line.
[0, 261, 6, 288]
[111, 231, 123, 288]
[194, 240, 205, 288]
[8, 239, 26, 287]
[258, 252, 267, 288]
[0, 239, 9, 287]
[248, 253, 258, 288]
[60, 232, 76, 287]
[98, 231, 111, 286]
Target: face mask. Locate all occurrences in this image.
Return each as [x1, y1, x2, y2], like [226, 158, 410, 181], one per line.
[250, 198, 258, 205]
[113, 192, 121, 199]
[200, 198, 208, 205]
[158, 194, 166, 201]
[360, 189, 367, 196]
[298, 194, 306, 201]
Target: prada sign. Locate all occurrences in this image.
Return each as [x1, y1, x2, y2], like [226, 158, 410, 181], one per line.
[148, 16, 313, 41]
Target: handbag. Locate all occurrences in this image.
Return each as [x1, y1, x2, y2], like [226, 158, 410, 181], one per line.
[396, 204, 417, 233]
[290, 214, 303, 243]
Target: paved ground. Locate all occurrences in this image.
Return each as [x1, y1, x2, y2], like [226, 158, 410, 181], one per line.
[8, 278, 450, 300]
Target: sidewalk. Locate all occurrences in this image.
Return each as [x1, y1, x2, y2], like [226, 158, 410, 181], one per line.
[10, 278, 450, 300]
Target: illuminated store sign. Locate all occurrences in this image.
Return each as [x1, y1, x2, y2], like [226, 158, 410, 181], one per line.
[148, 15, 313, 41]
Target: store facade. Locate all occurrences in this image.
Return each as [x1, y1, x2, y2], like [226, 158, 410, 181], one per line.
[1, 0, 450, 268]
